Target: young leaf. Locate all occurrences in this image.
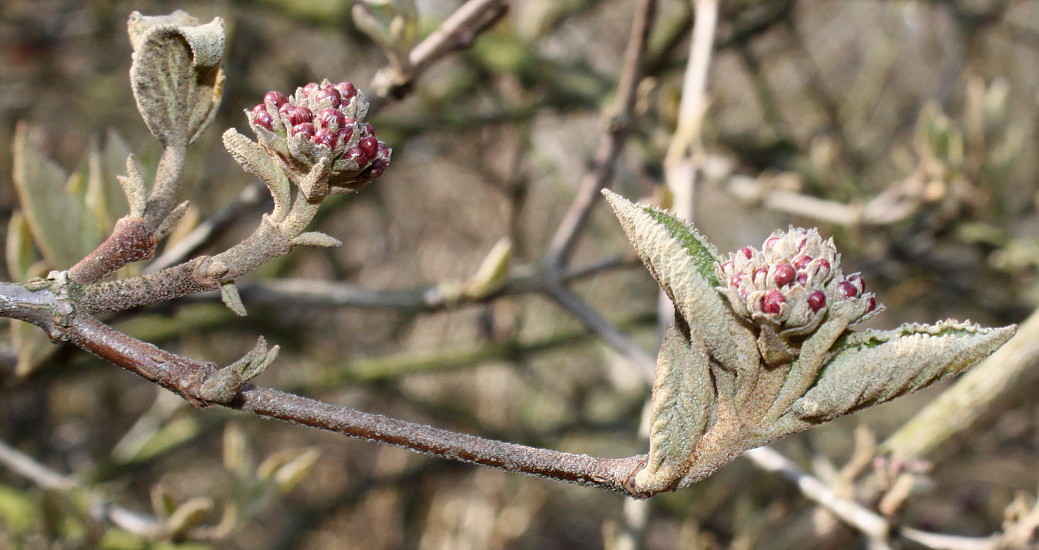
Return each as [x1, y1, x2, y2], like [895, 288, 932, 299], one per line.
[635, 326, 715, 494]
[791, 321, 1015, 423]
[603, 190, 758, 375]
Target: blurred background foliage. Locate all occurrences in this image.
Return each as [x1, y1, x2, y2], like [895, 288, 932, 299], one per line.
[0, 0, 1038, 548]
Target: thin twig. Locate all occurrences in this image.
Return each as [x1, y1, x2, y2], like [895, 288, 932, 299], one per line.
[147, 182, 266, 274]
[542, 0, 656, 273]
[368, 0, 510, 111]
[0, 438, 163, 536]
[744, 446, 891, 546]
[547, 286, 656, 379]
[227, 256, 634, 312]
[743, 446, 1004, 550]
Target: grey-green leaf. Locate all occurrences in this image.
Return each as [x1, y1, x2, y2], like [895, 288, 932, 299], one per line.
[792, 321, 1015, 422]
[602, 190, 758, 374]
[128, 11, 225, 146]
[635, 326, 715, 494]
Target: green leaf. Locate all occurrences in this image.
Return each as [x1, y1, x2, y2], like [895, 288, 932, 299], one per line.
[792, 321, 1016, 422]
[12, 123, 88, 268]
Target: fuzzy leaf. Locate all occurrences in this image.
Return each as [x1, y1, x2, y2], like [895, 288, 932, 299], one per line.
[291, 232, 343, 248]
[603, 190, 758, 374]
[223, 129, 291, 218]
[257, 448, 321, 494]
[12, 123, 86, 268]
[635, 326, 715, 493]
[464, 238, 512, 298]
[792, 321, 1015, 422]
[128, 11, 225, 146]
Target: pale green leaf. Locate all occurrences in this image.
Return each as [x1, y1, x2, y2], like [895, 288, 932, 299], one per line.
[603, 190, 758, 375]
[793, 321, 1016, 422]
[635, 326, 714, 493]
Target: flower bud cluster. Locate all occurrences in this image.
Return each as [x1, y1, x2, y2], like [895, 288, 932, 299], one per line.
[717, 227, 880, 336]
[248, 80, 390, 188]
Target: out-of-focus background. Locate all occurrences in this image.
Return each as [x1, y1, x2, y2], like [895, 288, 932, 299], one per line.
[0, 1, 1037, 548]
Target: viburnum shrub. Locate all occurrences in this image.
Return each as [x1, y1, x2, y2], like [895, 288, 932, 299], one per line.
[0, 9, 1016, 503]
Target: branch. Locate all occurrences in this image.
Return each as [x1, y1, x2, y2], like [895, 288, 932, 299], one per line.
[367, 0, 510, 111]
[542, 0, 657, 273]
[0, 437, 164, 537]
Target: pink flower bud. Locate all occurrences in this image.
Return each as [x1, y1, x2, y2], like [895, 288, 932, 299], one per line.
[317, 108, 346, 130]
[313, 87, 341, 108]
[314, 128, 337, 149]
[847, 273, 866, 292]
[291, 123, 315, 139]
[359, 136, 379, 157]
[336, 127, 354, 147]
[285, 106, 314, 126]
[837, 281, 858, 298]
[774, 263, 795, 287]
[793, 255, 813, 269]
[807, 291, 826, 312]
[739, 247, 753, 259]
[344, 147, 369, 165]
[334, 81, 357, 100]
[762, 290, 786, 314]
[253, 110, 274, 131]
[264, 91, 288, 107]
[363, 158, 388, 179]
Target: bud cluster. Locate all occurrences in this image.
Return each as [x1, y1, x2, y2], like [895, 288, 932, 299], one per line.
[717, 227, 879, 336]
[248, 80, 390, 189]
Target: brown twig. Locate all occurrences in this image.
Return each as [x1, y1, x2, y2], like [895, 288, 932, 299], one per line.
[542, 0, 656, 274]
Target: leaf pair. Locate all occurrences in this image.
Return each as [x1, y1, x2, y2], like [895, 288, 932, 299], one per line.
[603, 190, 1015, 494]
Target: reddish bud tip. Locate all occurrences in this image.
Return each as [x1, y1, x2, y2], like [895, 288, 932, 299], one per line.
[739, 247, 753, 259]
[796, 271, 807, 285]
[729, 274, 743, 287]
[313, 87, 342, 108]
[285, 106, 314, 126]
[317, 108, 346, 130]
[847, 273, 866, 292]
[291, 123, 315, 138]
[815, 259, 831, 277]
[264, 91, 288, 107]
[359, 136, 379, 156]
[774, 263, 796, 287]
[792, 255, 813, 269]
[314, 128, 337, 149]
[336, 127, 354, 147]
[253, 110, 274, 131]
[334, 81, 357, 100]
[363, 158, 387, 179]
[376, 142, 391, 159]
[837, 281, 858, 298]
[344, 147, 369, 165]
[807, 290, 827, 312]
[866, 296, 877, 313]
[761, 290, 786, 314]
